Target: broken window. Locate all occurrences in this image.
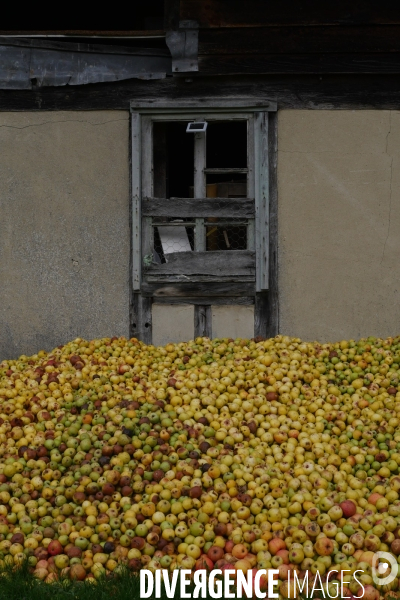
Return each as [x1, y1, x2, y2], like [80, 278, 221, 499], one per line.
[149, 119, 250, 262]
[131, 102, 275, 343]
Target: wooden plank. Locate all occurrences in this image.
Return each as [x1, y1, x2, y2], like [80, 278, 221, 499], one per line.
[194, 130, 206, 251]
[143, 197, 255, 217]
[141, 116, 153, 198]
[180, 0, 400, 27]
[131, 111, 141, 291]
[154, 296, 254, 305]
[138, 296, 153, 344]
[141, 281, 256, 297]
[8, 76, 400, 111]
[194, 305, 212, 337]
[146, 275, 254, 282]
[247, 219, 255, 252]
[199, 26, 400, 55]
[254, 293, 268, 338]
[142, 217, 154, 266]
[198, 53, 400, 75]
[194, 131, 206, 195]
[131, 99, 276, 110]
[203, 167, 248, 174]
[254, 112, 269, 291]
[141, 117, 153, 282]
[165, 0, 181, 30]
[145, 249, 255, 277]
[130, 292, 139, 340]
[265, 111, 279, 337]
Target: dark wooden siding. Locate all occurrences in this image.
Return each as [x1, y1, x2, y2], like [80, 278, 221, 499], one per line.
[180, 0, 400, 27]
[180, 0, 400, 74]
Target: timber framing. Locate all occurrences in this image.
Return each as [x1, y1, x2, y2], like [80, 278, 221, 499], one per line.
[2, 75, 400, 111]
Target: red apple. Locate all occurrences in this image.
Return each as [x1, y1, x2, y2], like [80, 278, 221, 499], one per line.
[340, 500, 357, 518]
[195, 555, 214, 571]
[47, 540, 63, 556]
[207, 546, 224, 562]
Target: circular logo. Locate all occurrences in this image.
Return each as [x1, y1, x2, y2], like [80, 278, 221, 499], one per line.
[372, 551, 398, 586]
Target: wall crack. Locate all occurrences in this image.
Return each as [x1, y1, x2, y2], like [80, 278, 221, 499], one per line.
[0, 118, 129, 131]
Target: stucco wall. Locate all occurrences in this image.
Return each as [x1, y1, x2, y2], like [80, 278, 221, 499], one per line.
[278, 110, 400, 342]
[6, 108, 396, 356]
[0, 111, 130, 359]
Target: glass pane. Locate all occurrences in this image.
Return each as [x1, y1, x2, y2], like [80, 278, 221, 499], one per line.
[206, 121, 247, 169]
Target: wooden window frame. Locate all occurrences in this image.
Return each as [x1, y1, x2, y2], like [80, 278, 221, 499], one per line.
[130, 98, 277, 343]
[141, 112, 255, 284]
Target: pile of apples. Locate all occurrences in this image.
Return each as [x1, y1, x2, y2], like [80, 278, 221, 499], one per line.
[0, 334, 400, 598]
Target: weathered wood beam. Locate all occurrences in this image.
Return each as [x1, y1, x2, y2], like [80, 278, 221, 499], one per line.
[141, 281, 256, 296]
[198, 53, 400, 76]
[154, 296, 254, 304]
[144, 250, 255, 278]
[199, 26, 400, 54]
[265, 111, 279, 337]
[194, 305, 212, 337]
[142, 198, 255, 218]
[5, 75, 400, 110]
[180, 0, 400, 27]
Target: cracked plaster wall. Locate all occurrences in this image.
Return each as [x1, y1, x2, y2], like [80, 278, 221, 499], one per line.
[278, 110, 400, 342]
[0, 111, 130, 359]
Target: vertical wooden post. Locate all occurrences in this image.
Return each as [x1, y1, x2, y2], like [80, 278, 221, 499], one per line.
[265, 111, 279, 337]
[131, 293, 152, 343]
[194, 131, 206, 251]
[138, 296, 153, 344]
[131, 114, 155, 343]
[255, 294, 268, 338]
[253, 111, 272, 339]
[164, 0, 180, 31]
[130, 292, 139, 340]
[131, 111, 141, 292]
[193, 128, 211, 337]
[194, 305, 212, 338]
[254, 111, 269, 292]
[140, 116, 154, 342]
